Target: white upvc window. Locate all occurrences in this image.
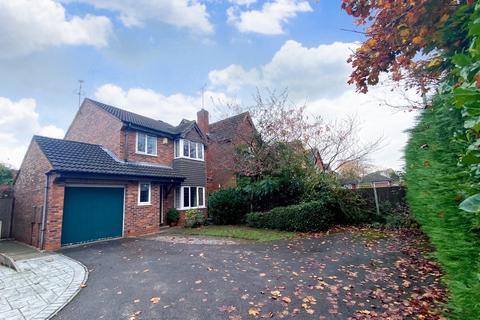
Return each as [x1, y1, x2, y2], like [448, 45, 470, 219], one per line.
[136, 132, 157, 156]
[138, 182, 151, 205]
[174, 139, 204, 161]
[175, 186, 205, 209]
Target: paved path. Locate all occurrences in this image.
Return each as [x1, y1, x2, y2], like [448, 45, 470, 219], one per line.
[0, 242, 87, 320]
[55, 230, 445, 320]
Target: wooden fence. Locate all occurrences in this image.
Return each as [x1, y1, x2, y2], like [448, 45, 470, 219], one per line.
[0, 197, 13, 239]
[355, 186, 407, 207]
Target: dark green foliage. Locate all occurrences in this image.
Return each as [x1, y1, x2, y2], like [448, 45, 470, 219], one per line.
[208, 188, 249, 225]
[184, 209, 205, 228]
[167, 208, 179, 224]
[239, 175, 305, 212]
[246, 200, 335, 232]
[406, 99, 480, 319]
[0, 164, 13, 185]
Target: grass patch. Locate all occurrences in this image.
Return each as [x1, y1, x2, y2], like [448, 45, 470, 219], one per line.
[177, 225, 295, 242]
[361, 229, 388, 241]
[405, 100, 480, 319]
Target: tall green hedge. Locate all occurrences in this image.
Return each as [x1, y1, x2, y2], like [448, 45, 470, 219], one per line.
[405, 99, 480, 319]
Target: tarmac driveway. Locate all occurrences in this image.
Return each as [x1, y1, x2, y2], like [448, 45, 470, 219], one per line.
[54, 229, 445, 320]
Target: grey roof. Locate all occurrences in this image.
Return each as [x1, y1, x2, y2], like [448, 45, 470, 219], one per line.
[360, 172, 392, 183]
[34, 136, 184, 180]
[209, 112, 250, 141]
[85, 98, 181, 136]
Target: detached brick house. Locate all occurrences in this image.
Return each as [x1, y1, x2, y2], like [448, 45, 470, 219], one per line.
[13, 98, 210, 250]
[196, 110, 256, 191]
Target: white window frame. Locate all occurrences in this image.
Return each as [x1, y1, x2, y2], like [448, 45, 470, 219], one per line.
[138, 182, 151, 205]
[174, 139, 204, 161]
[136, 132, 157, 156]
[176, 186, 206, 209]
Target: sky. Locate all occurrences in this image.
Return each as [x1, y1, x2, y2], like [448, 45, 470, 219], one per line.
[0, 0, 420, 170]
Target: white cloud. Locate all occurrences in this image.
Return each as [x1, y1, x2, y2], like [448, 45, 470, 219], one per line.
[94, 84, 233, 125]
[0, 97, 65, 168]
[306, 86, 419, 170]
[209, 40, 359, 99]
[66, 0, 213, 33]
[0, 0, 112, 58]
[210, 40, 420, 169]
[229, 0, 257, 6]
[227, 0, 312, 35]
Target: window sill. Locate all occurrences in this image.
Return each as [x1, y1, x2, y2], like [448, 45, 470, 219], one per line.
[138, 202, 151, 206]
[177, 206, 206, 210]
[135, 151, 157, 157]
[174, 156, 204, 162]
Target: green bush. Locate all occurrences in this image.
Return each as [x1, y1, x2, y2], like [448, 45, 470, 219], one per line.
[184, 209, 205, 228]
[167, 208, 179, 224]
[208, 188, 249, 225]
[246, 200, 335, 232]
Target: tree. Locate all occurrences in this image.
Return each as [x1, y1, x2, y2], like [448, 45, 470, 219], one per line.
[224, 89, 382, 176]
[337, 160, 373, 182]
[0, 163, 13, 185]
[341, 0, 474, 95]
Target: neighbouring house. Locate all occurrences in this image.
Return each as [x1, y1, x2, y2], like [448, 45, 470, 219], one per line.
[342, 172, 393, 189]
[196, 110, 256, 191]
[13, 98, 209, 250]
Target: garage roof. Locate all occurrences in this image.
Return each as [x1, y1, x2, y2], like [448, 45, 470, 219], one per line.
[34, 136, 185, 181]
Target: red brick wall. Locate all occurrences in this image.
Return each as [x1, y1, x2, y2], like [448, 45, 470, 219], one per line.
[206, 116, 255, 191]
[13, 140, 52, 247]
[65, 100, 124, 158]
[124, 181, 161, 236]
[126, 131, 174, 165]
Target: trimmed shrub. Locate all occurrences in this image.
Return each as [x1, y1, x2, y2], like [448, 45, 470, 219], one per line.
[208, 188, 249, 225]
[246, 200, 335, 232]
[184, 209, 205, 228]
[167, 208, 180, 224]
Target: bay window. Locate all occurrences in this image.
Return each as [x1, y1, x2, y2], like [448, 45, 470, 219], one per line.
[136, 132, 157, 156]
[174, 139, 204, 161]
[175, 186, 205, 209]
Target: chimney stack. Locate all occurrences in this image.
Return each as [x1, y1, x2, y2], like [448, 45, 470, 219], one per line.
[197, 109, 209, 134]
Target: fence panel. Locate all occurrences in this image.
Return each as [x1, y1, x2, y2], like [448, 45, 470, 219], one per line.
[355, 186, 406, 207]
[0, 198, 14, 239]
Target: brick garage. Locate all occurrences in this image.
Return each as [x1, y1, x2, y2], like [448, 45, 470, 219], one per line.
[13, 136, 184, 250]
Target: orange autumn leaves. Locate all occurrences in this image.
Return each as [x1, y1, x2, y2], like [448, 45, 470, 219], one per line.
[341, 0, 469, 93]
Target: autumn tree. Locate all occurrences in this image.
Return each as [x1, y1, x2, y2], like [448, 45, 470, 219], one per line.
[342, 0, 474, 95]
[222, 90, 382, 177]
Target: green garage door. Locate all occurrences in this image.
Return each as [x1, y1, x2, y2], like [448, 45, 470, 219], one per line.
[61, 186, 124, 246]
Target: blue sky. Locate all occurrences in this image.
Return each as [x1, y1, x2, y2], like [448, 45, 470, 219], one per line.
[0, 0, 418, 169]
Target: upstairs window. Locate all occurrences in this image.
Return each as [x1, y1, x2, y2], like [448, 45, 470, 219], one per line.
[174, 139, 204, 161]
[136, 132, 157, 156]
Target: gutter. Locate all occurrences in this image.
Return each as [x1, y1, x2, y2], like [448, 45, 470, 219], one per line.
[39, 172, 51, 250]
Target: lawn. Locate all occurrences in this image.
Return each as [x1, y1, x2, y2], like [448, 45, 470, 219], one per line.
[177, 225, 295, 241]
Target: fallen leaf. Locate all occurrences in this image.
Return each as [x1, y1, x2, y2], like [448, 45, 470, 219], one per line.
[281, 297, 291, 304]
[248, 307, 260, 316]
[150, 297, 161, 304]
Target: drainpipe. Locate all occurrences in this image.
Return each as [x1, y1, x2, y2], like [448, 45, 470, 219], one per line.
[39, 172, 50, 250]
